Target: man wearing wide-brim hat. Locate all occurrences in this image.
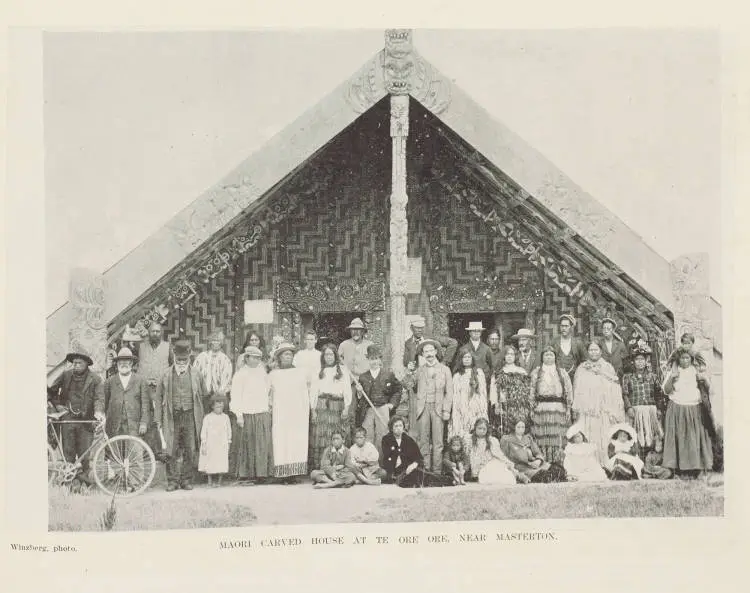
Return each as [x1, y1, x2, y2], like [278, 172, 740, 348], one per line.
[597, 317, 628, 378]
[337, 317, 373, 381]
[47, 351, 106, 483]
[453, 321, 494, 386]
[511, 328, 539, 374]
[153, 339, 208, 491]
[103, 347, 150, 438]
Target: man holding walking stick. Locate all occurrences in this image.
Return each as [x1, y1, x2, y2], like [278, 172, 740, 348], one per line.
[355, 345, 402, 459]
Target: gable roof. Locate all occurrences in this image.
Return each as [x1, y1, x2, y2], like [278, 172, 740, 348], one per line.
[46, 35, 721, 367]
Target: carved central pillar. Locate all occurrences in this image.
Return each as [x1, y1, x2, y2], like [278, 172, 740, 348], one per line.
[389, 94, 409, 376]
[384, 28, 413, 377]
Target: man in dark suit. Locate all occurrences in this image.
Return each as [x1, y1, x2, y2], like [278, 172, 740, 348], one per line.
[47, 351, 105, 482]
[513, 329, 539, 374]
[403, 316, 458, 371]
[103, 348, 150, 437]
[154, 339, 207, 491]
[598, 317, 628, 378]
[453, 321, 494, 385]
[356, 345, 402, 458]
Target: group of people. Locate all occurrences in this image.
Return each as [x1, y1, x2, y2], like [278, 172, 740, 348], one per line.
[46, 312, 719, 493]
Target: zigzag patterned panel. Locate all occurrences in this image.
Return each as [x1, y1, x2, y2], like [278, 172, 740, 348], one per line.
[180, 273, 237, 352]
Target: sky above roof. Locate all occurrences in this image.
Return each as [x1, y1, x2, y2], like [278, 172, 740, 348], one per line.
[44, 29, 722, 315]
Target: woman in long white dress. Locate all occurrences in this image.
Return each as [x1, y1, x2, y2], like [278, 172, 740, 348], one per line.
[463, 418, 519, 485]
[449, 351, 488, 439]
[268, 343, 312, 484]
[572, 341, 626, 465]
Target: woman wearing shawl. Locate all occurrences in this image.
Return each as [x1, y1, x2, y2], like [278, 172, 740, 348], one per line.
[381, 415, 452, 488]
[449, 351, 488, 440]
[572, 341, 626, 465]
[490, 345, 531, 437]
[499, 418, 566, 483]
[529, 346, 573, 464]
[605, 423, 644, 480]
[661, 346, 715, 477]
[268, 343, 312, 483]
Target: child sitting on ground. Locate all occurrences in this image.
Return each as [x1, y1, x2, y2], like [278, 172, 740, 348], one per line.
[605, 424, 644, 480]
[347, 427, 386, 485]
[442, 435, 469, 485]
[198, 395, 232, 487]
[310, 430, 357, 489]
[563, 423, 607, 483]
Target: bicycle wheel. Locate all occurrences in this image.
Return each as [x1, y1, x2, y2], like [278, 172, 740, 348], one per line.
[92, 435, 156, 497]
[48, 444, 63, 485]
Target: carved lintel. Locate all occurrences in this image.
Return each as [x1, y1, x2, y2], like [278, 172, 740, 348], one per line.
[276, 279, 386, 314]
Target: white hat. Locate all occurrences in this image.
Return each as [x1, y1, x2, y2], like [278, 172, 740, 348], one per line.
[409, 316, 426, 328]
[512, 328, 536, 340]
[608, 423, 637, 442]
[566, 422, 586, 441]
[273, 342, 297, 358]
[347, 318, 366, 330]
[114, 347, 137, 362]
[466, 321, 485, 331]
[243, 346, 263, 358]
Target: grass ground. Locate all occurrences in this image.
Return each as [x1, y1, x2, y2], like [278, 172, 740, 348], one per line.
[355, 479, 724, 523]
[48, 486, 257, 532]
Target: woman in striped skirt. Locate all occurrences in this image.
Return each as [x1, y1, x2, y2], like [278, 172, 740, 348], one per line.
[528, 346, 573, 464]
[309, 343, 353, 471]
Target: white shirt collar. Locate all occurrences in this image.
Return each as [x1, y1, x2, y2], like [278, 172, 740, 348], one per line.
[371, 368, 381, 379]
[471, 340, 481, 349]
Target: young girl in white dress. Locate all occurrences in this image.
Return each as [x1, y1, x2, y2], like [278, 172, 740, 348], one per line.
[198, 395, 232, 487]
[563, 423, 607, 483]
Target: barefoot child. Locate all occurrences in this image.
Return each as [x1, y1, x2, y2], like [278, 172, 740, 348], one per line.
[310, 431, 357, 489]
[442, 435, 469, 485]
[347, 427, 386, 485]
[198, 395, 232, 487]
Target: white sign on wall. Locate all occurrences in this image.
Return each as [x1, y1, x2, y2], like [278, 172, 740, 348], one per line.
[406, 257, 422, 294]
[244, 299, 275, 324]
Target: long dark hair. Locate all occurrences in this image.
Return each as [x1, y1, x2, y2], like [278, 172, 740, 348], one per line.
[319, 343, 344, 381]
[243, 331, 266, 352]
[457, 350, 480, 394]
[534, 346, 568, 397]
[470, 418, 492, 453]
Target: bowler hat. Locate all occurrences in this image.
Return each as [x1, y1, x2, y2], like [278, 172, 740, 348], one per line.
[173, 339, 192, 359]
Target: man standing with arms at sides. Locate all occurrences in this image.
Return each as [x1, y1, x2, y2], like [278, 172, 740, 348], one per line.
[513, 329, 539, 374]
[103, 347, 150, 438]
[356, 345, 402, 457]
[403, 316, 458, 371]
[550, 314, 588, 383]
[137, 322, 174, 460]
[337, 318, 373, 382]
[454, 321, 494, 389]
[404, 340, 453, 472]
[598, 318, 628, 379]
[154, 339, 207, 492]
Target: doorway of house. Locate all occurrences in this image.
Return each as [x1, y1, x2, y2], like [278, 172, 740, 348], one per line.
[301, 312, 366, 349]
[448, 312, 528, 347]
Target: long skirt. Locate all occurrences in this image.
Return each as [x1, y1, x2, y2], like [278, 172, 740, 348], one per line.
[310, 395, 351, 471]
[631, 405, 663, 450]
[531, 403, 570, 464]
[478, 459, 517, 485]
[662, 402, 713, 471]
[236, 412, 273, 479]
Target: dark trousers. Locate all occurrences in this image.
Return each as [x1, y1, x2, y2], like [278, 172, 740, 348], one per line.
[166, 409, 197, 486]
[61, 421, 94, 473]
[144, 386, 164, 458]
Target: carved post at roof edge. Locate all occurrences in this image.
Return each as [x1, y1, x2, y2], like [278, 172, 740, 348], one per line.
[386, 29, 413, 376]
[69, 268, 110, 378]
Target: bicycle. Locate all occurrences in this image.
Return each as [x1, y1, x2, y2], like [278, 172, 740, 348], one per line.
[47, 410, 156, 497]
